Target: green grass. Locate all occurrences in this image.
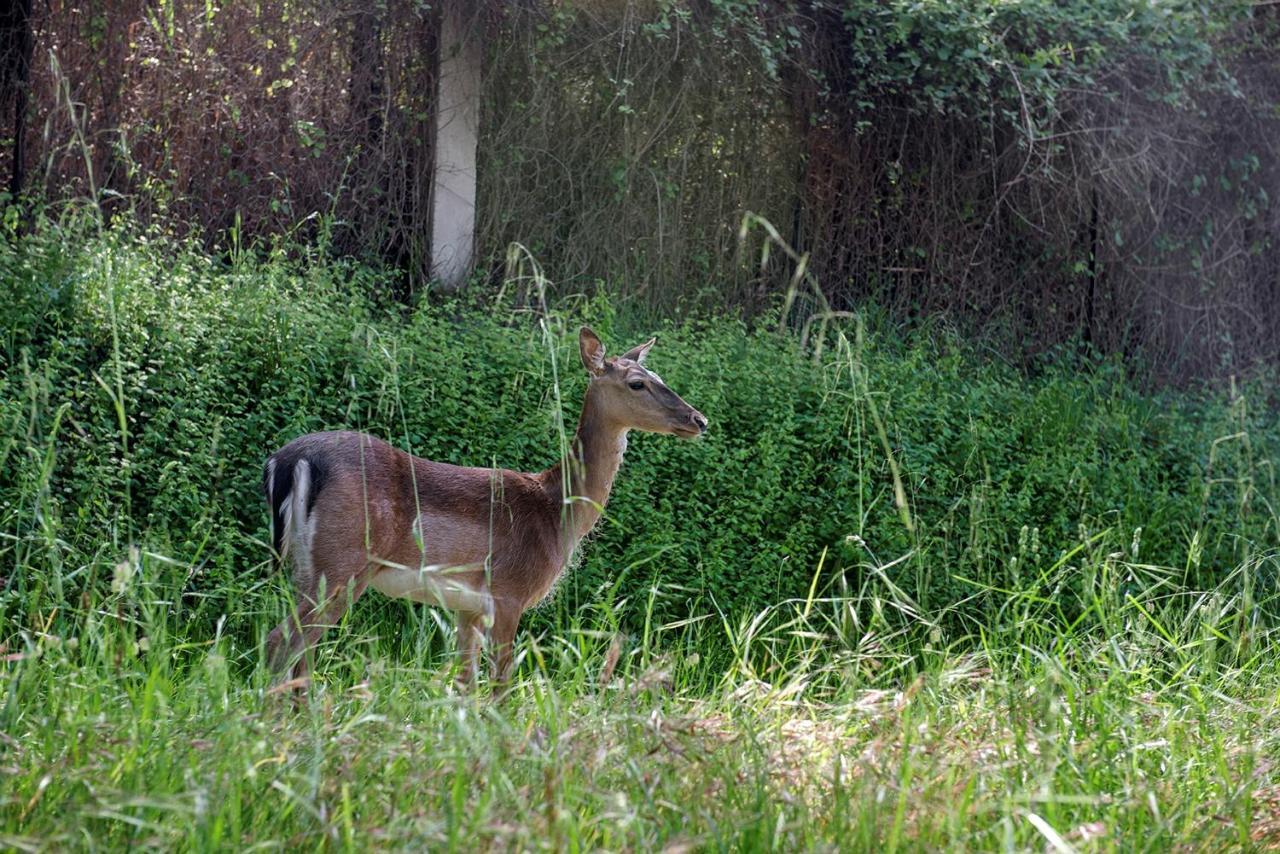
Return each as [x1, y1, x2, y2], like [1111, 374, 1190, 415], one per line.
[3, 220, 1280, 849]
[4, 559, 1280, 850]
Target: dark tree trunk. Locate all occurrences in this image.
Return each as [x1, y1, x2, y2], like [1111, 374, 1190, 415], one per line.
[1084, 185, 1100, 348]
[1, 0, 34, 199]
[350, 7, 384, 150]
[778, 2, 858, 308]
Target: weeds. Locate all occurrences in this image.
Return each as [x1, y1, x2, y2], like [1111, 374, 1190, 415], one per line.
[3, 544, 1280, 850]
[2, 222, 1279, 848]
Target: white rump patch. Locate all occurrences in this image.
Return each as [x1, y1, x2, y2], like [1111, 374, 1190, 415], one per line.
[286, 460, 315, 587]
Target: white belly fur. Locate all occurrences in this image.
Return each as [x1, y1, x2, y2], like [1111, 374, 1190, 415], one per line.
[369, 562, 493, 617]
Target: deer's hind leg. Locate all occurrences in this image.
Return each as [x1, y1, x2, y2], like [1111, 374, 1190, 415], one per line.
[266, 542, 373, 682]
[455, 611, 485, 689]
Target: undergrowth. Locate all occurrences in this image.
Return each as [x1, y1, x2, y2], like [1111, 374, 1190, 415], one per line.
[2, 220, 1280, 849]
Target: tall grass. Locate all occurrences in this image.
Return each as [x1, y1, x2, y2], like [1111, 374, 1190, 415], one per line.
[2, 220, 1280, 848]
[4, 529, 1279, 849]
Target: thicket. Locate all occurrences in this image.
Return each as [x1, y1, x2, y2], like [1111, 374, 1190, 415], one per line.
[3, 220, 1277, 653]
[5, 1, 1279, 379]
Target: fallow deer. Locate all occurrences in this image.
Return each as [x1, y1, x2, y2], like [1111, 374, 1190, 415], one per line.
[263, 327, 707, 688]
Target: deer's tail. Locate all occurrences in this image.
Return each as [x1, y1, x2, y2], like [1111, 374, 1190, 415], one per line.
[263, 449, 328, 586]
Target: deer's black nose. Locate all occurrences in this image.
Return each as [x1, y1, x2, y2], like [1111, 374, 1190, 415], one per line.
[692, 414, 708, 433]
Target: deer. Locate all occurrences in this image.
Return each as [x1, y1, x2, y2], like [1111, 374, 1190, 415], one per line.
[262, 327, 708, 690]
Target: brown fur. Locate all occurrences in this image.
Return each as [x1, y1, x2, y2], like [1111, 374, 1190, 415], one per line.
[264, 327, 707, 690]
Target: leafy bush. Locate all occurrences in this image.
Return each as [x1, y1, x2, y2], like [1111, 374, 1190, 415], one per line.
[2, 224, 1277, 651]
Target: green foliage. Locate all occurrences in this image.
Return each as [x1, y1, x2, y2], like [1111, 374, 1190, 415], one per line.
[2, 223, 1277, 653]
[700, 0, 1246, 128]
[3, 222, 1280, 848]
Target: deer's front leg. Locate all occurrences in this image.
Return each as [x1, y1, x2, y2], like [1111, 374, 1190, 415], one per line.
[488, 603, 522, 693]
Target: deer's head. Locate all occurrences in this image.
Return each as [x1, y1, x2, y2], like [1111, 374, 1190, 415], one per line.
[579, 326, 708, 438]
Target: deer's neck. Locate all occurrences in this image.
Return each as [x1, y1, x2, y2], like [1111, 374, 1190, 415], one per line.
[544, 387, 628, 549]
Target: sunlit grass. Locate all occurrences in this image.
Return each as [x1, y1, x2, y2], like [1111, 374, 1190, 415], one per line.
[4, 547, 1280, 851]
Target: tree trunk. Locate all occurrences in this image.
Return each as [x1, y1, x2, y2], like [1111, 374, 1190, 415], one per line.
[1, 0, 34, 200]
[350, 7, 384, 153]
[348, 4, 389, 282]
[429, 0, 482, 292]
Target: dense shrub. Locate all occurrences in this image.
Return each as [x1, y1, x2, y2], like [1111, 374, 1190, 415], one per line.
[2, 225, 1277, 649]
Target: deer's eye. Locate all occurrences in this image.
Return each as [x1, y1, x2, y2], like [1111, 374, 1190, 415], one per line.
[628, 381, 646, 391]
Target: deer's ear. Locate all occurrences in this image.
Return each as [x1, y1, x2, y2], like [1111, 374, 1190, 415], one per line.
[579, 326, 607, 376]
[621, 337, 656, 364]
